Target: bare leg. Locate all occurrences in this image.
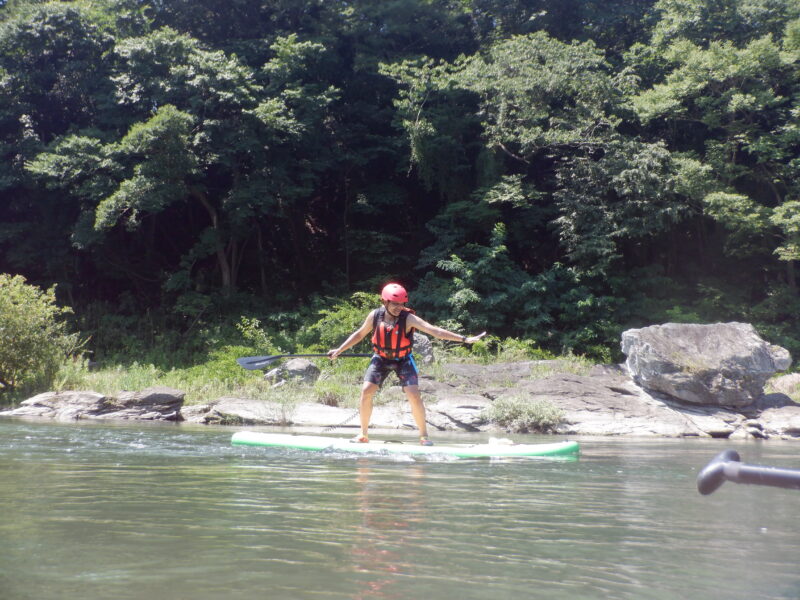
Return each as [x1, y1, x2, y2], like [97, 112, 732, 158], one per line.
[403, 384, 429, 438]
[359, 381, 379, 438]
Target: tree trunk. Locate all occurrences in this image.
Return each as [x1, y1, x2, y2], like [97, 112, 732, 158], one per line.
[194, 190, 234, 295]
[257, 225, 268, 297]
[343, 176, 351, 288]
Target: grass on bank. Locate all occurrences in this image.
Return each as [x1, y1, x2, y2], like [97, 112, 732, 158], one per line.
[43, 336, 589, 420]
[51, 343, 371, 408]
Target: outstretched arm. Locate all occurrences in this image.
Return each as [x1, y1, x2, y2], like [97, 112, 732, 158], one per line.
[328, 311, 375, 359]
[406, 314, 486, 344]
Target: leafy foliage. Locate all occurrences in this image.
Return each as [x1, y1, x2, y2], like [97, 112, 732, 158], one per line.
[459, 32, 623, 157]
[2, 0, 800, 371]
[296, 292, 379, 351]
[0, 274, 80, 395]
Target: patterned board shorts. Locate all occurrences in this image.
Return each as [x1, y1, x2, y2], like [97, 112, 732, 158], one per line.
[364, 354, 419, 388]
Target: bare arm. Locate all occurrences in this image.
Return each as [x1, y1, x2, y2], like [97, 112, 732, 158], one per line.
[328, 311, 375, 359]
[406, 314, 486, 344]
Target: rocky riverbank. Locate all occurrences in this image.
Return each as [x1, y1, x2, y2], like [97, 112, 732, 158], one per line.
[2, 322, 799, 439]
[3, 361, 799, 440]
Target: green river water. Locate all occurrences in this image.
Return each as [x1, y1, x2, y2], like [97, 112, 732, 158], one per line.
[2, 418, 800, 600]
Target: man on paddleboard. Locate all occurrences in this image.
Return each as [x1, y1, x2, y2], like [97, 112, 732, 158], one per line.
[328, 283, 486, 445]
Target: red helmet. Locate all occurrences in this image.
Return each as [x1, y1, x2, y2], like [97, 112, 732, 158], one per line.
[381, 283, 408, 303]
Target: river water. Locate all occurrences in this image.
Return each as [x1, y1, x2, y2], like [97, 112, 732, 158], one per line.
[2, 419, 800, 600]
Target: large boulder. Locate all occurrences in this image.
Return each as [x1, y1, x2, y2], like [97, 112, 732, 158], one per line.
[621, 322, 791, 407]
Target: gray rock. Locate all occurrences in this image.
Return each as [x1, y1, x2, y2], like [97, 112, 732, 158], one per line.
[102, 387, 184, 420]
[1, 390, 108, 421]
[746, 393, 800, 439]
[264, 358, 321, 385]
[442, 360, 568, 388]
[263, 367, 282, 382]
[180, 403, 214, 423]
[200, 397, 290, 425]
[414, 333, 435, 364]
[768, 373, 800, 398]
[676, 404, 744, 438]
[0, 387, 184, 421]
[501, 372, 705, 437]
[621, 322, 791, 407]
[424, 394, 492, 432]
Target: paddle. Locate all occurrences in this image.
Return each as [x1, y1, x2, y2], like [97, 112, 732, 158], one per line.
[236, 353, 371, 370]
[697, 449, 800, 495]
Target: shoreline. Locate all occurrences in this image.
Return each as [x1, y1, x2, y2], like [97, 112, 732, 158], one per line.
[2, 360, 799, 440]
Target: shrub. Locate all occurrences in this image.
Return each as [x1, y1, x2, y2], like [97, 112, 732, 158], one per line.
[237, 316, 287, 355]
[297, 292, 378, 351]
[483, 395, 563, 433]
[0, 274, 80, 397]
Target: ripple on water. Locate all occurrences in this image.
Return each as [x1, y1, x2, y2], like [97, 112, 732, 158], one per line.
[4, 422, 800, 600]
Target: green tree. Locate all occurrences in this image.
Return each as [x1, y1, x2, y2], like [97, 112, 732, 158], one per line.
[554, 139, 689, 276]
[0, 273, 78, 394]
[650, 0, 799, 48]
[455, 32, 624, 161]
[466, 0, 657, 57]
[27, 27, 340, 307]
[6, 0, 800, 362]
[633, 28, 800, 289]
[384, 32, 638, 352]
[0, 3, 117, 295]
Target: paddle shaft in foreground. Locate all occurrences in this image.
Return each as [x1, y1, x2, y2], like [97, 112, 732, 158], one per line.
[697, 449, 800, 495]
[237, 353, 370, 370]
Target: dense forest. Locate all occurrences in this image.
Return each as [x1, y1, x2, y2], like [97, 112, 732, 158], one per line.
[1, 0, 799, 365]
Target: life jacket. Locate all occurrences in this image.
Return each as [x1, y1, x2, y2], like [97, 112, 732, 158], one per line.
[371, 306, 415, 359]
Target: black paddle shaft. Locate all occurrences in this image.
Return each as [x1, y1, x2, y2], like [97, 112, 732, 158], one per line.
[697, 449, 800, 495]
[237, 353, 371, 370]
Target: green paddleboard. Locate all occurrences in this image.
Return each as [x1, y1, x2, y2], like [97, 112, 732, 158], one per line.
[231, 431, 579, 458]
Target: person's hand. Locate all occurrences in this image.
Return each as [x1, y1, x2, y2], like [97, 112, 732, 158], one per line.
[327, 348, 341, 360]
[464, 331, 487, 344]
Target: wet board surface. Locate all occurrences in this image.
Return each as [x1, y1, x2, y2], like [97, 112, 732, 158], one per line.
[231, 431, 580, 458]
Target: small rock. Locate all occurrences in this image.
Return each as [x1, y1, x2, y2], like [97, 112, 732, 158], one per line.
[263, 358, 320, 385]
[768, 373, 800, 397]
[414, 333, 435, 364]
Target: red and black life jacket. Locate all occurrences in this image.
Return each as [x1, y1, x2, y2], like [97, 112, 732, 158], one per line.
[371, 306, 415, 359]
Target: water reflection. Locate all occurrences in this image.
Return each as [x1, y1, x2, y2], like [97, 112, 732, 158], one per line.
[350, 463, 427, 599]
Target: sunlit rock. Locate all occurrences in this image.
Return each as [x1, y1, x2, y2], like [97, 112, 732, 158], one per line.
[264, 358, 320, 386]
[0, 387, 183, 421]
[622, 322, 791, 407]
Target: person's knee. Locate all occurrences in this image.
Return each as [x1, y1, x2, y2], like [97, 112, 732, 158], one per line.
[361, 382, 378, 400]
[404, 386, 422, 402]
